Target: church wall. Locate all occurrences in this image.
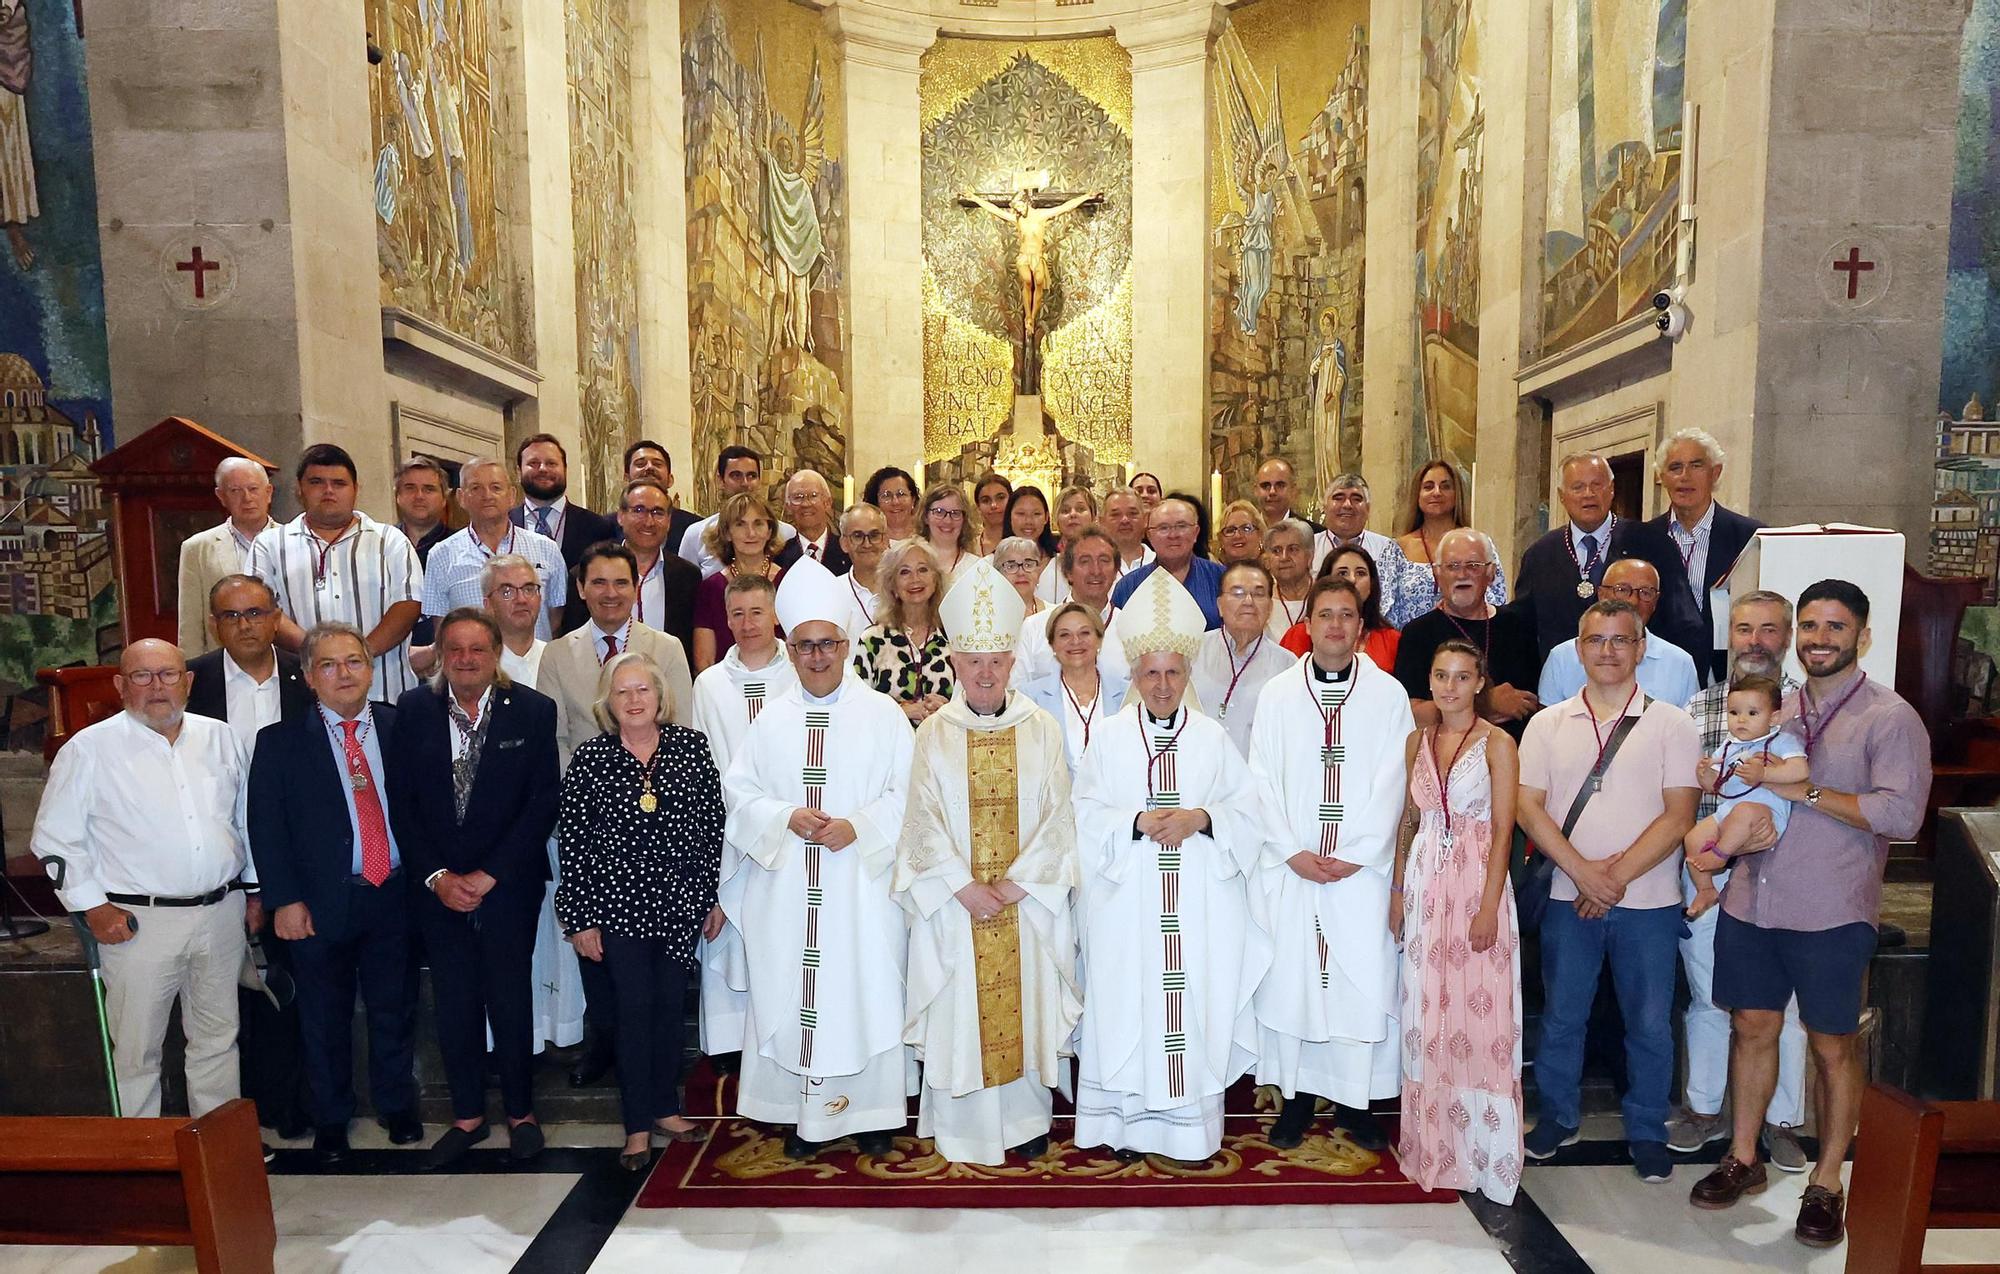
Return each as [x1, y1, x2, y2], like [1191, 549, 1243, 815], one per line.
[1358, 0, 1422, 524]
[1205, 0, 1368, 520]
[1410, 0, 1482, 482]
[0, 0, 117, 748]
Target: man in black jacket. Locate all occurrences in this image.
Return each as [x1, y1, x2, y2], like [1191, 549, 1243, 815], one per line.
[624, 438, 701, 554]
[247, 621, 421, 1164]
[1515, 452, 1657, 662]
[389, 609, 562, 1167]
[1636, 428, 1763, 685]
[512, 434, 619, 637]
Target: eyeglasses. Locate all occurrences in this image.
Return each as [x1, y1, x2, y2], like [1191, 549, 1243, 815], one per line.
[789, 638, 847, 657]
[996, 559, 1039, 574]
[312, 655, 372, 675]
[491, 582, 543, 600]
[928, 508, 965, 522]
[844, 530, 887, 545]
[624, 506, 670, 520]
[1602, 583, 1660, 602]
[1220, 523, 1260, 536]
[1580, 634, 1640, 651]
[1438, 561, 1490, 575]
[1152, 522, 1196, 535]
[785, 491, 825, 505]
[124, 668, 186, 686]
[213, 607, 274, 624]
[1223, 586, 1271, 600]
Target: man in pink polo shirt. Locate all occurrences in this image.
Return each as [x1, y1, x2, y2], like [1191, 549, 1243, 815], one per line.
[1515, 599, 1700, 1184]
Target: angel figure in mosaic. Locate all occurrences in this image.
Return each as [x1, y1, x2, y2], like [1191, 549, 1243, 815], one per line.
[1215, 61, 1290, 337]
[761, 51, 827, 352]
[0, 0, 39, 270]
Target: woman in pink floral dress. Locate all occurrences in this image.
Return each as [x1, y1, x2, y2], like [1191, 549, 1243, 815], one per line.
[1392, 639, 1523, 1203]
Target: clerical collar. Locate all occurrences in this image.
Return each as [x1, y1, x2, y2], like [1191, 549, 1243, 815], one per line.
[1144, 706, 1183, 728]
[1310, 658, 1355, 683]
[801, 681, 845, 705]
[969, 695, 1009, 718]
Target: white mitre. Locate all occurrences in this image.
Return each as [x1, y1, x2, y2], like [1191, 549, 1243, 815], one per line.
[775, 555, 854, 637]
[941, 557, 1026, 654]
[1114, 567, 1206, 664]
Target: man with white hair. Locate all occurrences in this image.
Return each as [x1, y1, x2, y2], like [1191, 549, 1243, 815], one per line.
[777, 469, 850, 573]
[1110, 498, 1226, 630]
[896, 560, 1079, 1164]
[720, 557, 917, 1160]
[178, 456, 277, 654]
[1392, 527, 1541, 735]
[418, 458, 566, 653]
[1640, 428, 1763, 684]
[1072, 569, 1273, 1163]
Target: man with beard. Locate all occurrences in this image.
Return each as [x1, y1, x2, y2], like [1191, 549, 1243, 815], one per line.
[1689, 580, 1930, 1248]
[1393, 528, 1539, 736]
[511, 434, 618, 637]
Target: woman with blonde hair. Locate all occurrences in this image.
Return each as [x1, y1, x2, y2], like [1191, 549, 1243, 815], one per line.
[1213, 499, 1268, 567]
[694, 491, 788, 673]
[852, 538, 955, 726]
[1037, 485, 1099, 603]
[917, 482, 978, 583]
[1019, 600, 1129, 770]
[556, 652, 725, 1171]
[1385, 458, 1507, 627]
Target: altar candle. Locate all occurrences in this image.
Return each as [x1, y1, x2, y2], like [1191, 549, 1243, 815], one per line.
[1123, 461, 1135, 485]
[843, 473, 855, 508]
[1210, 469, 1223, 515]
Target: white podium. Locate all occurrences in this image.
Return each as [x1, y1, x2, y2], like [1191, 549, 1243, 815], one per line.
[1722, 523, 1905, 684]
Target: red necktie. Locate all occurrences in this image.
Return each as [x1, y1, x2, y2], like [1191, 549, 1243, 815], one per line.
[808, 542, 821, 561]
[602, 633, 620, 663]
[340, 719, 393, 886]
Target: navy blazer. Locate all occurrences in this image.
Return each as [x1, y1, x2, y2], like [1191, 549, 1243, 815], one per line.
[185, 648, 314, 728]
[1513, 519, 1657, 662]
[385, 682, 561, 890]
[247, 702, 400, 936]
[1635, 502, 1763, 683]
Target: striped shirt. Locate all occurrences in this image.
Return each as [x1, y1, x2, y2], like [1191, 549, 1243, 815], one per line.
[251, 512, 423, 703]
[419, 523, 565, 639]
[1685, 672, 1800, 819]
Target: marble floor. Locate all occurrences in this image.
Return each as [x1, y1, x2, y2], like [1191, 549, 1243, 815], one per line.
[5, 1135, 2000, 1273]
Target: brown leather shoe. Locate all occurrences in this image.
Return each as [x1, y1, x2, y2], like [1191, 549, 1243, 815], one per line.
[1795, 1184, 1845, 1247]
[1689, 1155, 1768, 1210]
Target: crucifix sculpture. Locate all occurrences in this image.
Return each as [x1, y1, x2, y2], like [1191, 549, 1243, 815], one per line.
[959, 184, 1105, 394]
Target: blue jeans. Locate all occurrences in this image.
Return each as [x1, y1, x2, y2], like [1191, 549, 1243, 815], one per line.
[1536, 901, 1684, 1143]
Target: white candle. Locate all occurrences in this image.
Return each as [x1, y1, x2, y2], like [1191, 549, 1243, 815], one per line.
[1210, 469, 1223, 517]
[843, 473, 855, 508]
[1123, 461, 1135, 485]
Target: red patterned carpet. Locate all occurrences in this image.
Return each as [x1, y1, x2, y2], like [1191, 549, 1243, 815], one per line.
[633, 1063, 1455, 1209]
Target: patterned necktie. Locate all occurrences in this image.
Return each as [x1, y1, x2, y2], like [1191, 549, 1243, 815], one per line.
[340, 720, 393, 885]
[531, 505, 553, 537]
[602, 633, 620, 663]
[1581, 532, 1601, 578]
[808, 541, 820, 561]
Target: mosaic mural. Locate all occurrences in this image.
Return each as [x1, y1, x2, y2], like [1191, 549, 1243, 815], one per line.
[569, 0, 640, 506]
[683, 0, 849, 514]
[919, 36, 1132, 491]
[1413, 0, 1481, 474]
[0, 0, 116, 750]
[368, 0, 522, 358]
[1540, 0, 1685, 357]
[1207, 0, 1367, 514]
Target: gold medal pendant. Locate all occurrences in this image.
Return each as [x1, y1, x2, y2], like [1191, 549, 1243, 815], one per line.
[638, 791, 658, 814]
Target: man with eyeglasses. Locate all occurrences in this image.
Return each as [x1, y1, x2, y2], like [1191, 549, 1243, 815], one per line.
[1535, 559, 1698, 707]
[179, 457, 277, 655]
[618, 478, 702, 665]
[187, 574, 313, 749]
[1110, 497, 1225, 629]
[32, 639, 260, 1121]
[414, 459, 566, 670]
[775, 469, 850, 574]
[677, 446, 796, 576]
[484, 554, 552, 686]
[1516, 599, 1699, 1184]
[1393, 528, 1541, 737]
[834, 503, 890, 636]
[622, 440, 700, 553]
[1191, 561, 1293, 758]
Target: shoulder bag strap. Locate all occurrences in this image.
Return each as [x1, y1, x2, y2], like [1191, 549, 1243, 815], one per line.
[1558, 695, 1652, 840]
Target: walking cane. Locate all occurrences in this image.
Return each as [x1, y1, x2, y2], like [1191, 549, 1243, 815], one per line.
[43, 854, 124, 1116]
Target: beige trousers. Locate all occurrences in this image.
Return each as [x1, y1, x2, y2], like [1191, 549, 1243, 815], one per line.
[96, 891, 245, 1117]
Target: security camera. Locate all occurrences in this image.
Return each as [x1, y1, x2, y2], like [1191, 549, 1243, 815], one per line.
[1656, 302, 1690, 341]
[1651, 283, 1686, 312]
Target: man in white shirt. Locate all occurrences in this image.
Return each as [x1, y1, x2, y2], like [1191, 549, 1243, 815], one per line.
[778, 469, 848, 573]
[416, 457, 565, 650]
[678, 446, 795, 576]
[1099, 489, 1155, 581]
[1192, 561, 1296, 759]
[251, 443, 424, 703]
[834, 503, 890, 637]
[1309, 475, 1405, 604]
[1537, 559, 1700, 707]
[1012, 527, 1127, 686]
[483, 554, 549, 687]
[178, 456, 277, 655]
[32, 639, 259, 1118]
[618, 478, 702, 663]
[186, 574, 311, 752]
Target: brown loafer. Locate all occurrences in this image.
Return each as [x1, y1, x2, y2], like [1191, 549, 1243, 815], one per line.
[1795, 1183, 1845, 1247]
[1689, 1155, 1768, 1210]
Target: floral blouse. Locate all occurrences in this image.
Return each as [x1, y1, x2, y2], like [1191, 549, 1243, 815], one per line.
[555, 725, 725, 962]
[851, 623, 954, 721]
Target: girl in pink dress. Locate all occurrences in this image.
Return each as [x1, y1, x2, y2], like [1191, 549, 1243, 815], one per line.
[1392, 639, 1523, 1203]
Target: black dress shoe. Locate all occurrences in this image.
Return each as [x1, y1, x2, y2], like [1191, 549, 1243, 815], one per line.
[1009, 1134, 1050, 1159]
[314, 1126, 350, 1166]
[783, 1131, 823, 1161]
[508, 1121, 545, 1162]
[1267, 1094, 1319, 1150]
[854, 1129, 895, 1157]
[425, 1124, 489, 1170]
[568, 1050, 614, 1088]
[1334, 1104, 1388, 1152]
[1112, 1147, 1144, 1164]
[709, 1051, 742, 1076]
[378, 1110, 424, 1146]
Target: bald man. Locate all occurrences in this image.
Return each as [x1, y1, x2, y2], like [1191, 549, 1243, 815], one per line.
[1536, 558, 1700, 707]
[776, 469, 850, 573]
[1254, 458, 1321, 534]
[32, 639, 259, 1117]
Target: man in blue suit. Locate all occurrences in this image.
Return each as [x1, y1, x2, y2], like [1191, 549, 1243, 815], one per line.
[1635, 428, 1763, 686]
[247, 621, 421, 1165]
[1110, 496, 1225, 629]
[388, 609, 561, 1168]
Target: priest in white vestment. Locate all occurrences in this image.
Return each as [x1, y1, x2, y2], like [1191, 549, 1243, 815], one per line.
[896, 561, 1081, 1164]
[1247, 575, 1412, 1150]
[719, 558, 917, 1159]
[690, 576, 798, 1061]
[1190, 561, 1298, 760]
[1071, 568, 1273, 1163]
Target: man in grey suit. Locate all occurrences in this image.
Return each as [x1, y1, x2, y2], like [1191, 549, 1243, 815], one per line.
[178, 457, 276, 655]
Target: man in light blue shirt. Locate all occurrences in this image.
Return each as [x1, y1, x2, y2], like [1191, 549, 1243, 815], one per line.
[1537, 559, 1699, 707]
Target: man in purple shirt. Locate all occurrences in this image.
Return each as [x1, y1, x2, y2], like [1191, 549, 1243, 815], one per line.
[1687, 579, 1931, 1249]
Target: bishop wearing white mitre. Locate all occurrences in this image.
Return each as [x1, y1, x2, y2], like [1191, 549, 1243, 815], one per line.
[895, 559, 1081, 1165]
[719, 558, 917, 1160]
[1071, 568, 1274, 1162]
[1247, 575, 1413, 1151]
[689, 577, 798, 1060]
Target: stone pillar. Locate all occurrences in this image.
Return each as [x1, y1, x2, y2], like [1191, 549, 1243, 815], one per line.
[632, 0, 694, 508]
[827, 4, 936, 488]
[1359, 0, 1422, 525]
[1117, 7, 1220, 497]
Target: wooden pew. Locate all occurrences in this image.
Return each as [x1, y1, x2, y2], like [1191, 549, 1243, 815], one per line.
[1846, 1083, 2000, 1274]
[0, 1097, 275, 1273]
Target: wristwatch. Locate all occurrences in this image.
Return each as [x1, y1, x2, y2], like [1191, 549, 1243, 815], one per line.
[1804, 786, 1823, 807]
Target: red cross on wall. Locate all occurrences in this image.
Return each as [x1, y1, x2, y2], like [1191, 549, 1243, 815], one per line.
[175, 247, 220, 300]
[1833, 246, 1875, 300]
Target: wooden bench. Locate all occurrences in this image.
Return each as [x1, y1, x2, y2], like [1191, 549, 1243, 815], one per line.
[0, 1097, 275, 1273]
[1847, 1083, 2000, 1274]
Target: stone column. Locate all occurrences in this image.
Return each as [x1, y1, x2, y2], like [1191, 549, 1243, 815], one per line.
[1359, 0, 1421, 523]
[632, 0, 694, 508]
[1117, 7, 1221, 497]
[827, 4, 936, 487]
